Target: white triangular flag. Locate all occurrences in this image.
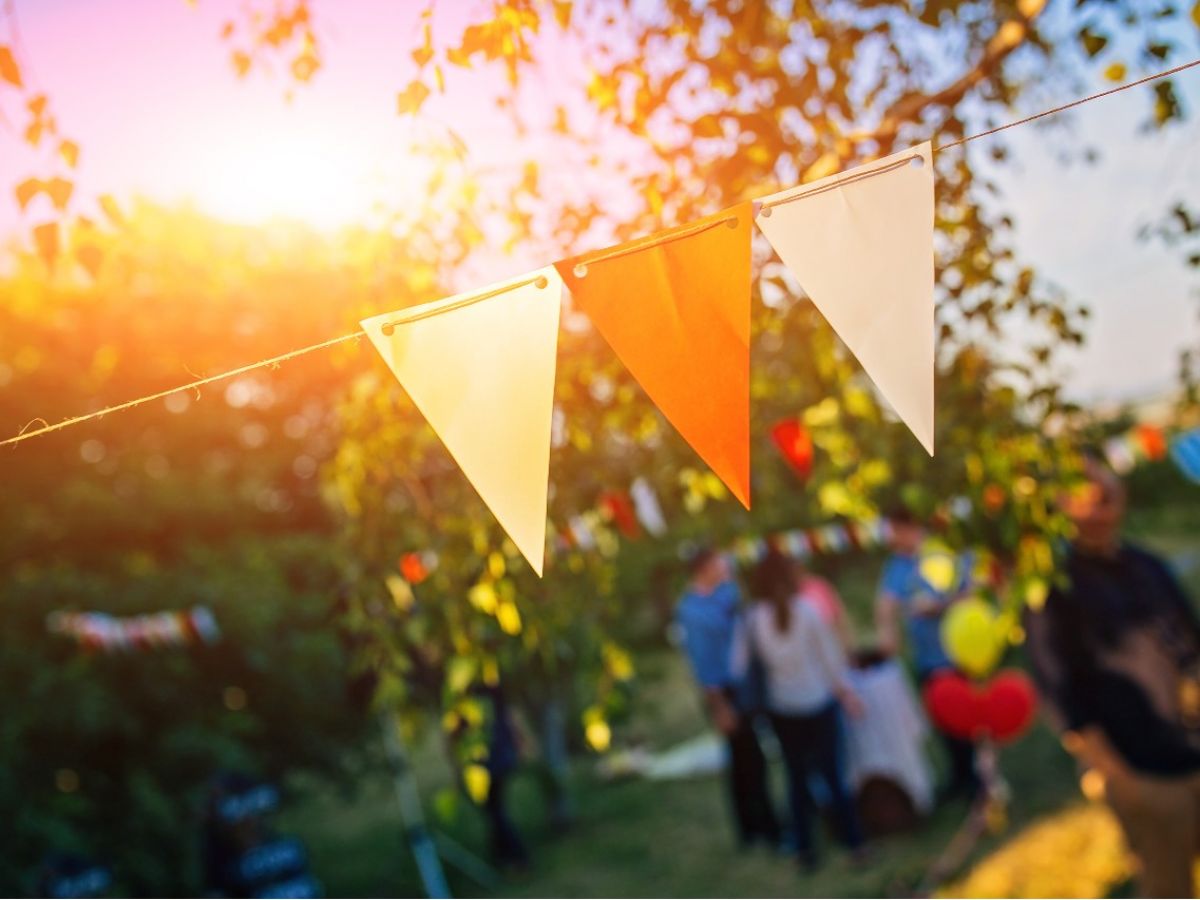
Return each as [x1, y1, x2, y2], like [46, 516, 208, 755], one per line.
[756, 143, 935, 454]
[360, 267, 563, 575]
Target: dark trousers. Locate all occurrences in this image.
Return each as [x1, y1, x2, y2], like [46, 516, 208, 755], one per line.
[726, 716, 781, 845]
[484, 770, 528, 866]
[919, 669, 981, 798]
[770, 702, 864, 860]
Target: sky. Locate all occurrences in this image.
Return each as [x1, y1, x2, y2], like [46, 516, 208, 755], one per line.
[1, 0, 1198, 405]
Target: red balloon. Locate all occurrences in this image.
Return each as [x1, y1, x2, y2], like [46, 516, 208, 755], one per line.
[923, 672, 980, 740]
[980, 670, 1038, 744]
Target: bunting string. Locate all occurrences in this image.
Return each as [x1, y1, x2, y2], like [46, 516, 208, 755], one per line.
[379, 274, 550, 335]
[935, 56, 1200, 151]
[571, 213, 740, 275]
[2, 56, 1197, 454]
[2, 330, 366, 448]
[759, 154, 922, 213]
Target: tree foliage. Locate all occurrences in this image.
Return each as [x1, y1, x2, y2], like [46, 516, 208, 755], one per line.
[325, 0, 1200, 783]
[0, 208, 379, 894]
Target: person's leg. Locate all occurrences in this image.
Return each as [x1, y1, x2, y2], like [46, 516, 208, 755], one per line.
[920, 669, 980, 799]
[1106, 767, 1194, 897]
[943, 731, 981, 798]
[810, 703, 865, 851]
[484, 770, 529, 866]
[726, 718, 780, 845]
[771, 712, 819, 865]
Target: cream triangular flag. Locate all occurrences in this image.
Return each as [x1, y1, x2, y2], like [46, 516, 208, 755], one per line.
[756, 143, 935, 454]
[360, 267, 563, 575]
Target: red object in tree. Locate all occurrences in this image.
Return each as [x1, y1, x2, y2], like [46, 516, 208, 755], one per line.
[923, 672, 980, 739]
[600, 491, 641, 539]
[923, 669, 1038, 745]
[399, 552, 428, 585]
[980, 670, 1038, 743]
[771, 419, 814, 479]
[1136, 424, 1168, 461]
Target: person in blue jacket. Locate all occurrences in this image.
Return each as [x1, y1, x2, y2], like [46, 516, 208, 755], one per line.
[676, 546, 781, 848]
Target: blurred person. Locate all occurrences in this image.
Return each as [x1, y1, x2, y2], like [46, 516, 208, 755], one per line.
[793, 558, 856, 653]
[874, 508, 980, 799]
[676, 546, 781, 849]
[479, 682, 530, 870]
[1027, 454, 1200, 898]
[736, 549, 867, 869]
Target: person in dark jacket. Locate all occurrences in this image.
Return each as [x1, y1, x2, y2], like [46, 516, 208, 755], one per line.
[1027, 454, 1200, 897]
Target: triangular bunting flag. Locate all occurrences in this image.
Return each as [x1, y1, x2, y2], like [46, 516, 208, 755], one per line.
[756, 143, 936, 454]
[360, 267, 563, 575]
[557, 204, 753, 507]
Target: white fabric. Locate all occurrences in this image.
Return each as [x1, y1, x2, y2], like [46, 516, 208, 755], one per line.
[733, 596, 850, 715]
[843, 660, 935, 813]
[755, 143, 936, 454]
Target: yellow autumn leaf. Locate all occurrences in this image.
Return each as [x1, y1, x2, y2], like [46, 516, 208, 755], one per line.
[603, 642, 635, 681]
[463, 764, 491, 804]
[803, 397, 839, 427]
[1025, 578, 1049, 611]
[445, 656, 476, 695]
[496, 601, 522, 635]
[700, 472, 727, 499]
[396, 79, 430, 115]
[486, 551, 505, 579]
[385, 574, 414, 611]
[32, 222, 58, 268]
[585, 720, 611, 752]
[468, 582, 498, 614]
[802, 151, 841, 183]
[15, 178, 41, 211]
[0, 46, 21, 88]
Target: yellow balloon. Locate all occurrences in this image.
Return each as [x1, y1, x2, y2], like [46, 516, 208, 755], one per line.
[941, 597, 1005, 678]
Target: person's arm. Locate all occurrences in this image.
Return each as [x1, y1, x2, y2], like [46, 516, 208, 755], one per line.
[680, 607, 740, 736]
[809, 605, 864, 717]
[1024, 598, 1091, 736]
[1151, 552, 1200, 634]
[875, 591, 903, 658]
[811, 575, 856, 652]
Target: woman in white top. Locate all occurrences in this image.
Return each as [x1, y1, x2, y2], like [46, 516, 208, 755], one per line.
[734, 548, 867, 868]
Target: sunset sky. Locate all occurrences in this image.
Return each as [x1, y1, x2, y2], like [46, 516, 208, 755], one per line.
[2, 0, 1198, 405]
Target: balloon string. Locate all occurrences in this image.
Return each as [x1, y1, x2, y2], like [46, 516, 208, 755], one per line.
[3, 56, 1198, 448]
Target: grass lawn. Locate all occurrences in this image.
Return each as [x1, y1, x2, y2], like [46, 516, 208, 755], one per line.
[282, 522, 1200, 897]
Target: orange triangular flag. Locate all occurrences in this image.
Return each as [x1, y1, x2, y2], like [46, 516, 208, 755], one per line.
[755, 144, 935, 454]
[360, 267, 563, 575]
[556, 204, 753, 507]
